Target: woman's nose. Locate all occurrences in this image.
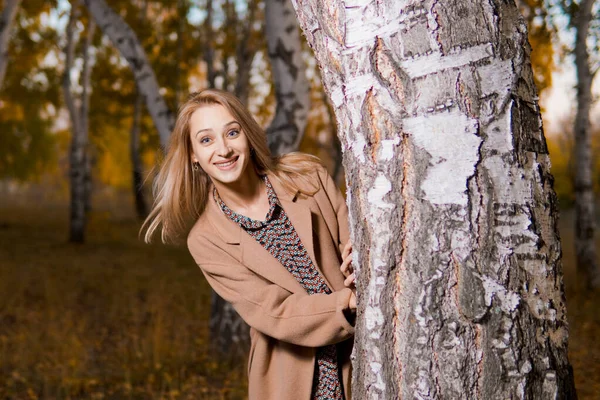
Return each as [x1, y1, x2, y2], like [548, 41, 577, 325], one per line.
[215, 138, 232, 156]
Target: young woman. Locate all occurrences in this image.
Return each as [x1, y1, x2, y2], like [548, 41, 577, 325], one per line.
[142, 89, 356, 400]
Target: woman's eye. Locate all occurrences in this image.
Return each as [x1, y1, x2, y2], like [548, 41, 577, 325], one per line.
[227, 129, 240, 138]
[199, 137, 211, 144]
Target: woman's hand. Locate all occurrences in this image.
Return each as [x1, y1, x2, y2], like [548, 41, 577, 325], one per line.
[349, 291, 357, 311]
[340, 242, 355, 288]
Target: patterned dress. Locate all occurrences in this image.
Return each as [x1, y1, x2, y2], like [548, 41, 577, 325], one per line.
[214, 176, 344, 400]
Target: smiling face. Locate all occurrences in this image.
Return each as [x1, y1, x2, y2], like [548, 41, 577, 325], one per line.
[189, 104, 253, 187]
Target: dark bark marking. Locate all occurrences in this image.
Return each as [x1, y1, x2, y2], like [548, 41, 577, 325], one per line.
[270, 37, 299, 80]
[510, 98, 548, 161]
[371, 38, 412, 116]
[458, 256, 489, 322]
[455, 68, 481, 119]
[432, 0, 493, 55]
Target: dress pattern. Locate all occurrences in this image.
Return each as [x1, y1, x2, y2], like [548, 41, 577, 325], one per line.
[214, 176, 344, 400]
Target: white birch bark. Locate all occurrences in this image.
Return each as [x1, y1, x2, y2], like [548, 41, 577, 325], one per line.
[265, 0, 310, 155]
[63, 5, 88, 243]
[573, 0, 599, 289]
[82, 0, 174, 148]
[291, 0, 576, 398]
[82, 18, 95, 215]
[0, 0, 20, 90]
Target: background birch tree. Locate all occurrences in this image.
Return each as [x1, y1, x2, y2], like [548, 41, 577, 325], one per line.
[82, 0, 174, 148]
[130, 87, 147, 219]
[208, 0, 314, 357]
[571, 0, 600, 289]
[291, 0, 577, 398]
[130, 1, 149, 220]
[195, 0, 274, 359]
[85, 0, 199, 217]
[265, 0, 310, 155]
[62, 4, 95, 243]
[202, 0, 217, 89]
[233, 0, 260, 105]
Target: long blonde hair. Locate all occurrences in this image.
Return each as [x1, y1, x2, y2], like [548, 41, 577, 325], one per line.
[141, 89, 322, 244]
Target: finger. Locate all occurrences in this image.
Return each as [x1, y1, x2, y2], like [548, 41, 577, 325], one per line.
[349, 291, 357, 310]
[344, 272, 356, 287]
[342, 241, 352, 259]
[344, 271, 355, 284]
[340, 256, 353, 275]
[340, 259, 350, 275]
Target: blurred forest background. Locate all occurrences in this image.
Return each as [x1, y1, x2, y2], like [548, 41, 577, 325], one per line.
[0, 0, 599, 399]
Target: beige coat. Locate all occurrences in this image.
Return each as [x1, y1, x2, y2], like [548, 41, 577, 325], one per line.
[187, 167, 355, 400]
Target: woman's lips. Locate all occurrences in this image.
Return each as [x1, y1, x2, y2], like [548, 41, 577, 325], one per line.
[214, 156, 239, 170]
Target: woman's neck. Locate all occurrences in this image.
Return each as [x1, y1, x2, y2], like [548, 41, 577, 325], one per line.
[212, 169, 266, 214]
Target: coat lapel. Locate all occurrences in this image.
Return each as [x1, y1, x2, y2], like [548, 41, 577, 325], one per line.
[268, 173, 319, 271]
[278, 197, 317, 267]
[204, 173, 325, 295]
[239, 232, 304, 294]
[205, 183, 305, 295]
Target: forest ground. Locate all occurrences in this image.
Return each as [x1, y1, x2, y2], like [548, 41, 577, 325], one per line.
[0, 187, 598, 399]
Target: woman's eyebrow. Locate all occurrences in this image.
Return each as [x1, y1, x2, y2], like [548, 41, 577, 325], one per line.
[195, 120, 239, 137]
[223, 120, 240, 129]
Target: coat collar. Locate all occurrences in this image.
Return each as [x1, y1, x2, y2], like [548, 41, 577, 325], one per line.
[205, 171, 317, 294]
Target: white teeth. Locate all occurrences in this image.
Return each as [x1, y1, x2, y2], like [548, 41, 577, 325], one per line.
[215, 158, 237, 167]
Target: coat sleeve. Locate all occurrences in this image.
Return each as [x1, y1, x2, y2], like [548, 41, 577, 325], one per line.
[187, 232, 355, 348]
[316, 166, 350, 254]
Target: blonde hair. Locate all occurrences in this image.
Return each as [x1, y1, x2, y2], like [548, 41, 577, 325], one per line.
[141, 89, 322, 244]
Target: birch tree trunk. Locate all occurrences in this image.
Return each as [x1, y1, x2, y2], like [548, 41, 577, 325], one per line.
[0, 0, 21, 90]
[573, 0, 599, 289]
[63, 5, 88, 243]
[128, 0, 149, 220]
[207, 0, 259, 358]
[82, 0, 174, 148]
[234, 0, 259, 105]
[291, 1, 576, 398]
[209, 291, 250, 360]
[221, 0, 236, 92]
[265, 0, 310, 155]
[321, 89, 344, 184]
[175, 0, 185, 106]
[203, 0, 216, 89]
[82, 17, 95, 215]
[131, 88, 148, 219]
